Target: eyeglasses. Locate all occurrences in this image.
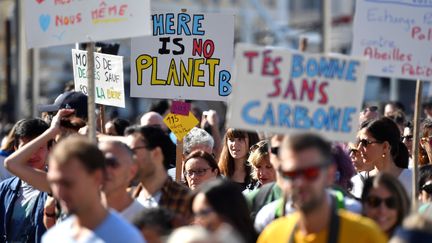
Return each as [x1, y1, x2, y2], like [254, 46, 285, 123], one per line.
[184, 168, 211, 177]
[401, 135, 413, 141]
[193, 208, 214, 217]
[278, 163, 329, 181]
[365, 195, 397, 209]
[270, 147, 279, 155]
[357, 138, 383, 148]
[104, 156, 120, 168]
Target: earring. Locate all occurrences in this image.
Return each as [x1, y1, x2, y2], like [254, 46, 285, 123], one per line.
[382, 153, 386, 158]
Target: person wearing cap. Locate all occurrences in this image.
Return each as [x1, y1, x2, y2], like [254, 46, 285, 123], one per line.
[38, 91, 88, 122]
[4, 110, 147, 223]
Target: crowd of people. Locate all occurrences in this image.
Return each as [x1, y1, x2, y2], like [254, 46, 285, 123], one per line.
[1, 91, 432, 242]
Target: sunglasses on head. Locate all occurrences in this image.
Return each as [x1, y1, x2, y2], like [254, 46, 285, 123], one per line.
[249, 142, 268, 153]
[104, 156, 120, 168]
[422, 182, 432, 194]
[278, 163, 329, 181]
[363, 106, 378, 113]
[357, 138, 383, 148]
[401, 135, 413, 141]
[365, 195, 397, 209]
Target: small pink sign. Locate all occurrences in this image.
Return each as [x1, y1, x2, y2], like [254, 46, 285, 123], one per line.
[171, 101, 191, 115]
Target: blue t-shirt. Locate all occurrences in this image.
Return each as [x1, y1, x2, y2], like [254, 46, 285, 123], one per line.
[42, 210, 145, 243]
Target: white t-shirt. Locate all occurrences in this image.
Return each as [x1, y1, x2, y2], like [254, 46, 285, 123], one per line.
[398, 168, 413, 197]
[350, 169, 412, 199]
[42, 210, 145, 243]
[120, 200, 145, 222]
[136, 190, 162, 208]
[350, 171, 369, 199]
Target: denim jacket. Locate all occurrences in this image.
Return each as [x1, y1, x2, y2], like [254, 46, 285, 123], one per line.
[0, 177, 47, 243]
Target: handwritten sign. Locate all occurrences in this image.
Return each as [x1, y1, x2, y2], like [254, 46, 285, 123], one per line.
[171, 101, 191, 115]
[130, 12, 234, 101]
[72, 49, 125, 108]
[227, 44, 367, 142]
[352, 0, 432, 80]
[24, 0, 151, 48]
[163, 112, 199, 141]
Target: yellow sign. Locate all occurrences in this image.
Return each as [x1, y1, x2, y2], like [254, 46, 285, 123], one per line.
[163, 112, 199, 141]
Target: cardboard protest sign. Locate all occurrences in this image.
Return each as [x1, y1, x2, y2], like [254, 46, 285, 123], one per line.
[227, 44, 367, 142]
[72, 49, 125, 108]
[163, 112, 199, 141]
[130, 12, 234, 101]
[171, 101, 191, 115]
[352, 0, 432, 80]
[25, 0, 151, 48]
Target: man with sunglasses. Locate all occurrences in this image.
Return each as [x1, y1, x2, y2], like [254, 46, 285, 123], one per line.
[98, 140, 144, 222]
[258, 133, 386, 243]
[43, 136, 144, 242]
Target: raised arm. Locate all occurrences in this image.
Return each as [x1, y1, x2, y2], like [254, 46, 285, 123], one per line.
[4, 109, 75, 192]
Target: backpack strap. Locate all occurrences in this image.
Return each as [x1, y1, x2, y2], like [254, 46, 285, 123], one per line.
[252, 182, 275, 213]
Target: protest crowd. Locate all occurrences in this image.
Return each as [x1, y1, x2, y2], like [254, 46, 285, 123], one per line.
[1, 94, 432, 243]
[2, 1, 432, 243]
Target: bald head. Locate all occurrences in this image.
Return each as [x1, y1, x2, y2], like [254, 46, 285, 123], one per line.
[140, 112, 167, 131]
[98, 140, 134, 165]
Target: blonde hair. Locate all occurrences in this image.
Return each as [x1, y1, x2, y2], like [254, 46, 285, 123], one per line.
[248, 140, 269, 180]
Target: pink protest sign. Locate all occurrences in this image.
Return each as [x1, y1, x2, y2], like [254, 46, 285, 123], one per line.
[171, 101, 191, 115]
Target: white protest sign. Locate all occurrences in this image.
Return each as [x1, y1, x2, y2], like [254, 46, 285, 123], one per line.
[25, 0, 151, 48]
[130, 12, 234, 101]
[352, 0, 432, 80]
[227, 44, 367, 142]
[72, 49, 125, 108]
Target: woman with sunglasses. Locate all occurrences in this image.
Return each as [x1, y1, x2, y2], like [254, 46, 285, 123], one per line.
[351, 117, 411, 198]
[182, 150, 220, 190]
[361, 173, 410, 237]
[218, 128, 259, 191]
[248, 140, 276, 188]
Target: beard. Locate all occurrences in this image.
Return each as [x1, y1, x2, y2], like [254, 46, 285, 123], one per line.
[292, 189, 326, 214]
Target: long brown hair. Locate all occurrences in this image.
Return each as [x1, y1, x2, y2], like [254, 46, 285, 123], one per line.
[218, 128, 259, 178]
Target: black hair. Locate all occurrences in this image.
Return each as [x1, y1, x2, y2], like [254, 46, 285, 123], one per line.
[361, 117, 409, 169]
[112, 118, 130, 136]
[132, 207, 175, 236]
[150, 100, 169, 116]
[189, 179, 258, 243]
[386, 101, 405, 112]
[125, 125, 176, 170]
[14, 118, 49, 148]
[419, 164, 432, 189]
